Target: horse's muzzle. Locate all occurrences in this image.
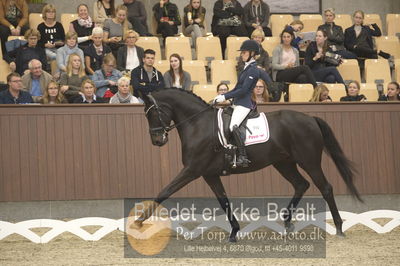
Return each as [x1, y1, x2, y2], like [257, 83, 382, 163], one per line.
[151, 133, 168, 146]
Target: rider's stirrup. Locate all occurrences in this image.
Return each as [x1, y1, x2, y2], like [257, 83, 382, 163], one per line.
[232, 126, 250, 167]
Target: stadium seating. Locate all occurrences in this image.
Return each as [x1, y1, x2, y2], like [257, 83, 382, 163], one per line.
[0, 60, 11, 83]
[365, 59, 392, 84]
[299, 14, 323, 32]
[337, 59, 361, 83]
[335, 14, 353, 30]
[395, 59, 400, 83]
[60, 13, 78, 33]
[270, 14, 294, 37]
[154, 60, 170, 75]
[325, 83, 347, 102]
[261, 37, 280, 56]
[210, 60, 237, 85]
[226, 36, 249, 60]
[386, 14, 400, 36]
[29, 13, 43, 30]
[193, 84, 217, 102]
[360, 83, 379, 101]
[165, 36, 192, 61]
[182, 60, 207, 85]
[375, 36, 400, 59]
[136, 37, 162, 61]
[288, 84, 314, 102]
[364, 14, 383, 30]
[196, 36, 223, 64]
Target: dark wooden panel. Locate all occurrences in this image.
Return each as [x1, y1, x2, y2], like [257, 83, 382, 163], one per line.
[0, 103, 399, 202]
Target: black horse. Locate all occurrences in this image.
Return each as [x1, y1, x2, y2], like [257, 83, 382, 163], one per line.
[133, 88, 362, 242]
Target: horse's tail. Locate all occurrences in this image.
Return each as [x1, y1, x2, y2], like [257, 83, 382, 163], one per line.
[314, 116, 363, 202]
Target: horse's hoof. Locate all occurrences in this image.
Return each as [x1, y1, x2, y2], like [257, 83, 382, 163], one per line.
[285, 223, 295, 233]
[336, 232, 346, 238]
[228, 237, 237, 243]
[130, 220, 143, 230]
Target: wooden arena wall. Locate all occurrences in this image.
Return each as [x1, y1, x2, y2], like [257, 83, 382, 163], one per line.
[0, 103, 399, 202]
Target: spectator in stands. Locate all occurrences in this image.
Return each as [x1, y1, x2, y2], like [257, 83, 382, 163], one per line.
[109, 76, 140, 104]
[131, 49, 164, 98]
[84, 27, 112, 75]
[5, 29, 47, 76]
[21, 59, 53, 103]
[344, 10, 390, 59]
[309, 84, 332, 102]
[37, 4, 65, 61]
[211, 0, 247, 57]
[318, 8, 356, 59]
[340, 80, 366, 101]
[153, 0, 181, 42]
[117, 30, 144, 72]
[243, 0, 271, 38]
[40, 80, 67, 104]
[72, 79, 104, 103]
[164, 53, 192, 91]
[0, 0, 29, 59]
[217, 82, 229, 95]
[123, 0, 149, 36]
[183, 0, 206, 47]
[0, 72, 33, 104]
[252, 79, 270, 104]
[272, 28, 317, 87]
[56, 32, 85, 73]
[285, 20, 306, 52]
[92, 53, 122, 98]
[93, 0, 115, 27]
[69, 4, 94, 50]
[103, 4, 133, 58]
[238, 29, 270, 74]
[305, 30, 345, 84]
[378, 82, 400, 101]
[60, 53, 88, 102]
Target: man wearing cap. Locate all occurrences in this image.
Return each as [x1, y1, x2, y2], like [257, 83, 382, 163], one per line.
[213, 39, 260, 167]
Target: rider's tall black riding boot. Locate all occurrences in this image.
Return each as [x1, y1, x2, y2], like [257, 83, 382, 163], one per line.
[232, 125, 250, 167]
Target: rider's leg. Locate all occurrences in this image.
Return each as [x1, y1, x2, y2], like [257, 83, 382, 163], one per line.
[229, 105, 251, 167]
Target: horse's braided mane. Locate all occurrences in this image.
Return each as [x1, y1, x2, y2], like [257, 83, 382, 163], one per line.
[153, 87, 214, 108]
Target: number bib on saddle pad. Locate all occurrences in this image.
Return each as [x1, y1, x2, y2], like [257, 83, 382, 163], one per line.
[217, 108, 270, 147]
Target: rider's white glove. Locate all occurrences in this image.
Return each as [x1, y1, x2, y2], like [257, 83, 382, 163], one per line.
[213, 95, 226, 104]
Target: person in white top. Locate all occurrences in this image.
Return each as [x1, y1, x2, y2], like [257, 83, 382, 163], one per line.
[109, 76, 140, 103]
[117, 30, 144, 72]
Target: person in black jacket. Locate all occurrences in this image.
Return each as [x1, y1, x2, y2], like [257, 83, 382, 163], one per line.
[243, 0, 271, 37]
[153, 0, 181, 42]
[72, 79, 105, 103]
[305, 30, 345, 84]
[0, 72, 33, 104]
[131, 49, 164, 98]
[340, 80, 366, 102]
[318, 8, 356, 59]
[211, 0, 248, 57]
[69, 4, 94, 50]
[5, 29, 48, 76]
[344, 10, 390, 59]
[84, 27, 112, 75]
[117, 30, 144, 72]
[378, 82, 400, 101]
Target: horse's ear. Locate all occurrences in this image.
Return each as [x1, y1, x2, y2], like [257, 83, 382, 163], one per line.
[139, 91, 150, 105]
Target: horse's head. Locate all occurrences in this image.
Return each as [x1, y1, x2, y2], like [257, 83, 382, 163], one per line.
[142, 93, 172, 146]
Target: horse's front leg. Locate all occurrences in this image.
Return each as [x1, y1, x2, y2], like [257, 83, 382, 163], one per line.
[203, 175, 240, 242]
[133, 167, 199, 228]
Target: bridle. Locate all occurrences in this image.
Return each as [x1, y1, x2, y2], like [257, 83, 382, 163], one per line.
[145, 94, 211, 139]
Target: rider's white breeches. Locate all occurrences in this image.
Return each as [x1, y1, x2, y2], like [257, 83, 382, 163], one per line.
[229, 105, 251, 131]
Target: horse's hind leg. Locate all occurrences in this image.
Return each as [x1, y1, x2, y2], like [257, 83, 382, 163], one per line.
[303, 166, 344, 237]
[203, 175, 240, 243]
[273, 160, 310, 231]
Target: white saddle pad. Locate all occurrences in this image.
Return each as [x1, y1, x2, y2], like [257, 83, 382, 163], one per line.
[217, 108, 270, 147]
